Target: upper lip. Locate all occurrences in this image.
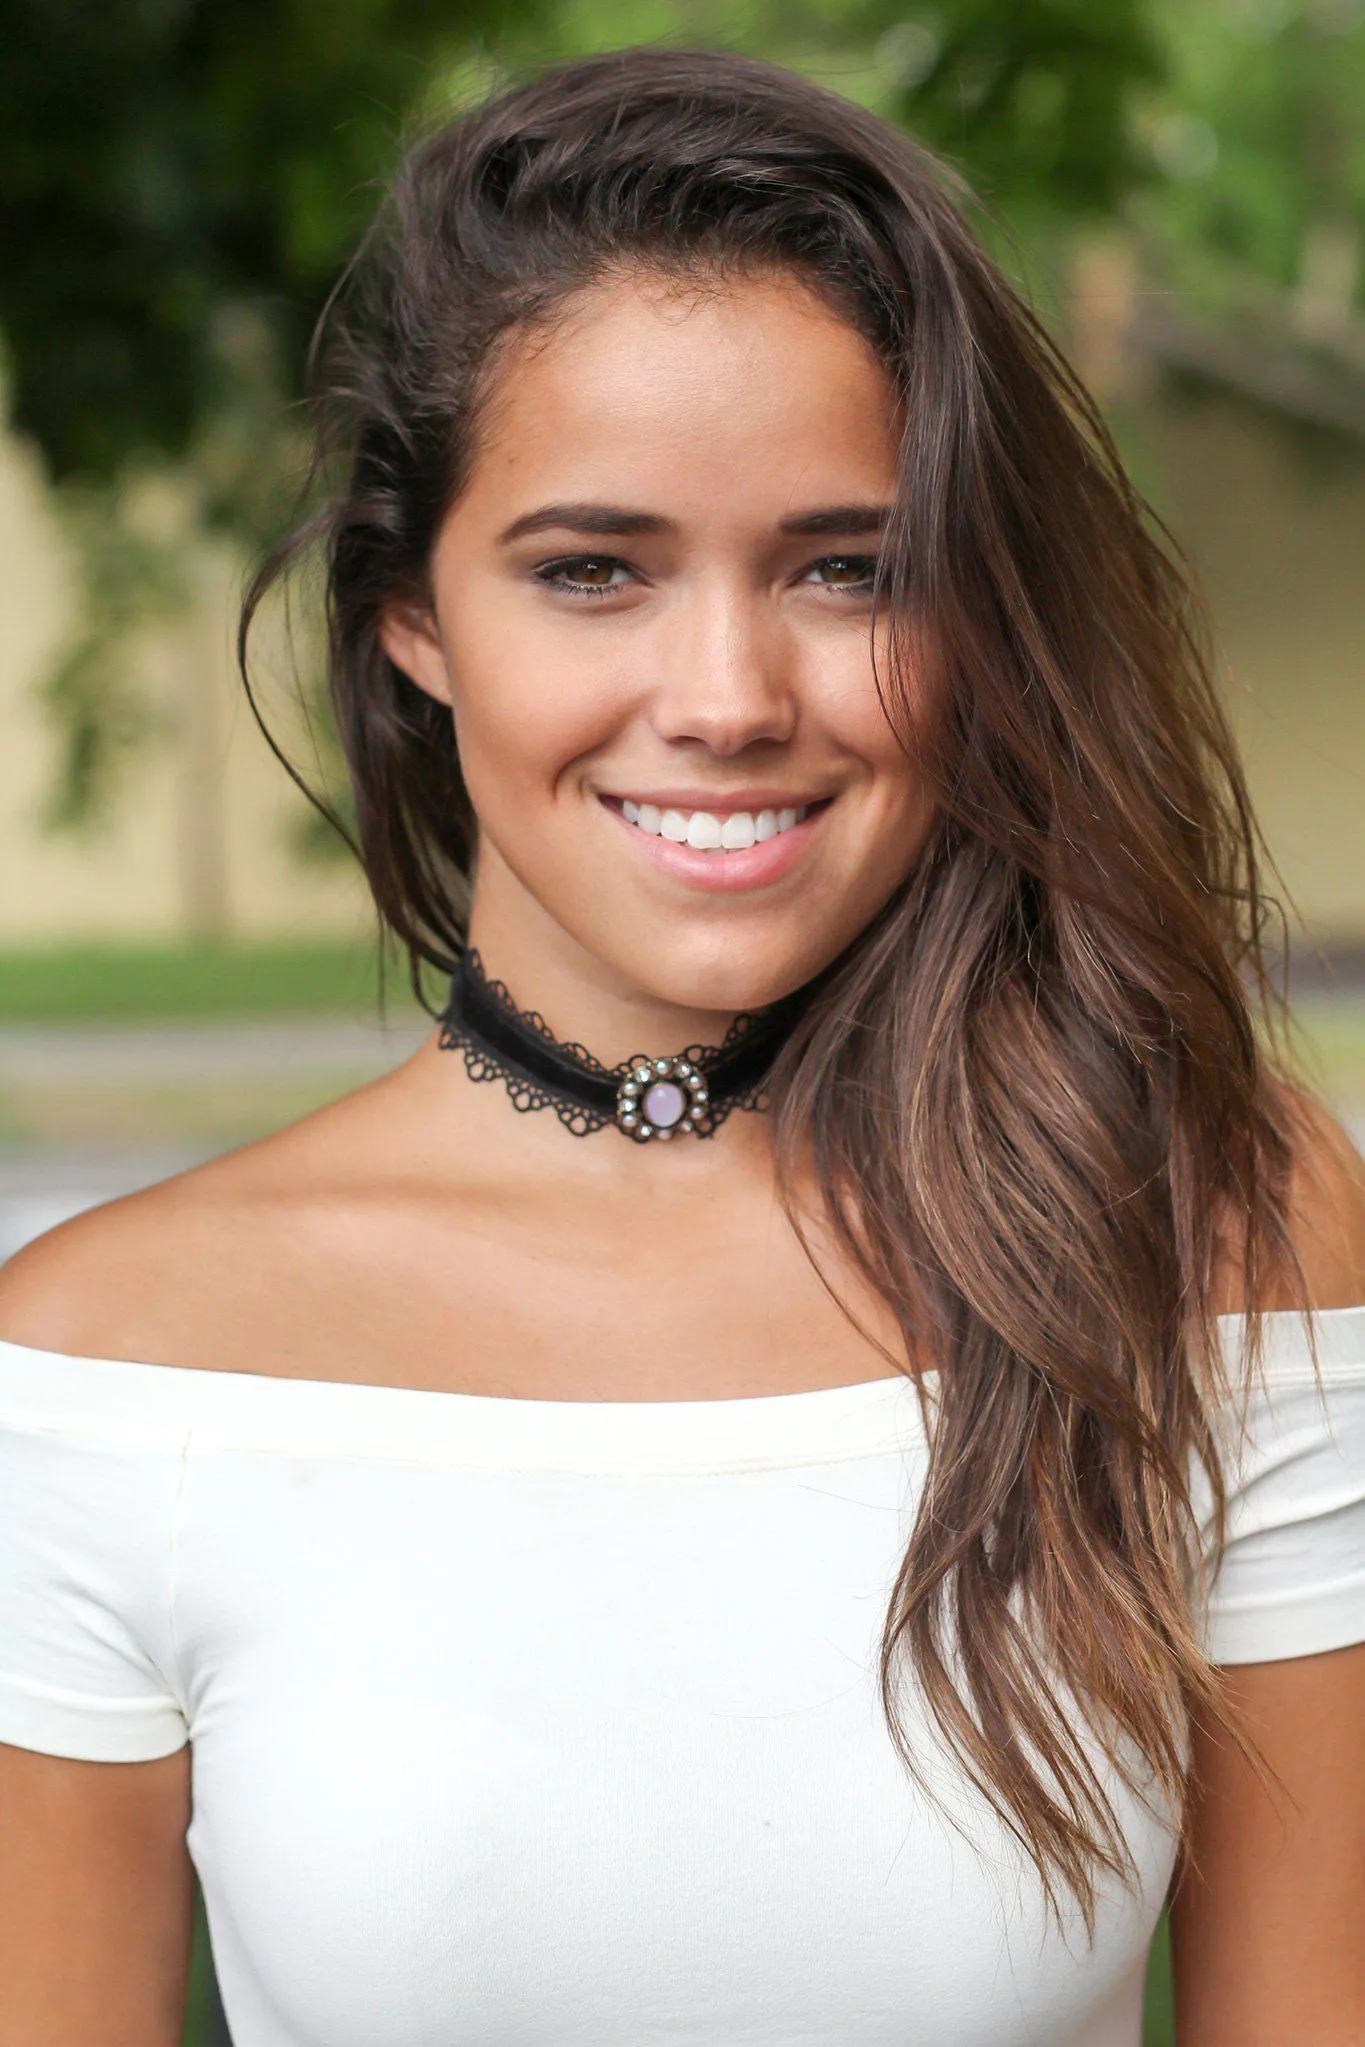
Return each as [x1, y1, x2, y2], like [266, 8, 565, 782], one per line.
[598, 789, 832, 812]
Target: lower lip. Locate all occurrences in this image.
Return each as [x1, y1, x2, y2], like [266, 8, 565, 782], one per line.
[602, 802, 827, 892]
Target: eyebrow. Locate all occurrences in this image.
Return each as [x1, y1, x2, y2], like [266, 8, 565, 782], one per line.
[498, 504, 670, 544]
[779, 504, 889, 537]
[496, 501, 892, 544]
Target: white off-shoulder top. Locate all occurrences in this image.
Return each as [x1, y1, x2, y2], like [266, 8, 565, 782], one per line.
[1, 1311, 1363, 2047]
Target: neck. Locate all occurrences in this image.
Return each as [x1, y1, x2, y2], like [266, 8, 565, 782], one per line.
[464, 869, 742, 1070]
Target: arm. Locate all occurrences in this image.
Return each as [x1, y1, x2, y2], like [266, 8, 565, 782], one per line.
[1174, 1097, 1365, 2044]
[1171, 1645, 1365, 2047]
[0, 1225, 202, 2045]
[0, 1743, 194, 2047]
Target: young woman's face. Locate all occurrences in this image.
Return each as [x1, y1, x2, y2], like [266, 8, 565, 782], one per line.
[383, 269, 937, 1017]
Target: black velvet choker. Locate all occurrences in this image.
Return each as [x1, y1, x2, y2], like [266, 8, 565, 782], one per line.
[438, 948, 807, 1142]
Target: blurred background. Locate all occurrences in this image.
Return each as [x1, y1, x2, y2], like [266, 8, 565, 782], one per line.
[2, 1, 1363, 2040]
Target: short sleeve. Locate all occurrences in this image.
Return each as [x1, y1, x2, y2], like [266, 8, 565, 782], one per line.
[0, 1344, 191, 1761]
[1203, 1308, 1365, 1665]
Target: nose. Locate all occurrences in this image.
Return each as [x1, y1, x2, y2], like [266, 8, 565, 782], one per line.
[647, 578, 798, 755]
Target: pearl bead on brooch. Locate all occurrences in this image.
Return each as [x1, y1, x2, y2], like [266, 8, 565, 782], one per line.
[615, 1055, 710, 1140]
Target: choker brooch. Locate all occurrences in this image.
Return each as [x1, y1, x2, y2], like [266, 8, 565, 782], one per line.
[438, 948, 805, 1143]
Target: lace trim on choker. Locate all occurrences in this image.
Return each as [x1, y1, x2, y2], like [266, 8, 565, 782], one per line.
[438, 950, 780, 1138]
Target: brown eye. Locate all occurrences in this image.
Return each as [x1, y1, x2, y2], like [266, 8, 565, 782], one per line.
[536, 555, 630, 595]
[810, 554, 877, 589]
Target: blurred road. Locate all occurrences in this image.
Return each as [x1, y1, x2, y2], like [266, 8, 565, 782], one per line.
[1, 1019, 1361, 1266]
[0, 1146, 212, 1264]
[0, 1019, 430, 1263]
[0, 1018, 431, 1087]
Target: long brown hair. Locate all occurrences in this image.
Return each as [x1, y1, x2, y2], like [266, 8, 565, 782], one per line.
[240, 46, 1303, 1923]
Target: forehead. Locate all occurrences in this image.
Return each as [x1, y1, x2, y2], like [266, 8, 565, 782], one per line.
[458, 269, 901, 527]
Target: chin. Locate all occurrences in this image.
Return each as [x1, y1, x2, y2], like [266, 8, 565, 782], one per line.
[605, 925, 843, 1018]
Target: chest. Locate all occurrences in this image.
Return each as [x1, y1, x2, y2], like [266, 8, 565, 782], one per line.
[177, 1443, 1171, 2047]
[260, 1179, 908, 1401]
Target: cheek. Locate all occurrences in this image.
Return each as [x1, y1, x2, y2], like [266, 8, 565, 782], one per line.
[441, 581, 631, 797]
[821, 677, 939, 907]
[812, 646, 934, 817]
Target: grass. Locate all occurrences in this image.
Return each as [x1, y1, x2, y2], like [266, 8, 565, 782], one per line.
[0, 940, 426, 1023]
[1144, 1913, 1175, 2044]
[0, 942, 434, 1145]
[0, 942, 1360, 1081]
[183, 1901, 222, 2046]
[0, 943, 1359, 1155]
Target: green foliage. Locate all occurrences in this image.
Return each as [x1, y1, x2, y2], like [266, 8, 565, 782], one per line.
[5, 0, 1364, 833]
[1136, 0, 1365, 309]
[5, 0, 1364, 487]
[863, 0, 1164, 217]
[0, 0, 540, 485]
[1, 0, 540, 826]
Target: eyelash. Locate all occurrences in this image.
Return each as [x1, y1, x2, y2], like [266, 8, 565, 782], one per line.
[807, 554, 879, 592]
[534, 556, 629, 599]
[533, 553, 880, 598]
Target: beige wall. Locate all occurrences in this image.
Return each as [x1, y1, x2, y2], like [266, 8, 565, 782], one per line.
[0, 435, 370, 945]
[1, 392, 1362, 947]
[1150, 392, 1365, 942]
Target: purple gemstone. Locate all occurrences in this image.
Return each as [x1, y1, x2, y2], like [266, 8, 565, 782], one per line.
[643, 1080, 687, 1130]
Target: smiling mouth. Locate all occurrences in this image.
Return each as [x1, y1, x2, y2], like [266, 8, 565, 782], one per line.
[601, 797, 828, 852]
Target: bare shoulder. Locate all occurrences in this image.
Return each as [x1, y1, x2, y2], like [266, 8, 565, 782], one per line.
[0, 1170, 228, 1364]
[1272, 1084, 1365, 1311]
[0, 1136, 305, 1366]
[0, 1067, 423, 1369]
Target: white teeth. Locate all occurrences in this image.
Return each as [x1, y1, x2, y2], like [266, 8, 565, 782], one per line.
[685, 811, 723, 850]
[617, 799, 815, 850]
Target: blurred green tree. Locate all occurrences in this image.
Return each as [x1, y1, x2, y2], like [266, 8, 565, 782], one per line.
[851, 0, 1365, 346]
[3, 0, 1363, 837]
[1136, 0, 1365, 325]
[0, 0, 532, 839]
[861, 0, 1164, 219]
[6, 0, 1364, 491]
[0, 0, 531, 485]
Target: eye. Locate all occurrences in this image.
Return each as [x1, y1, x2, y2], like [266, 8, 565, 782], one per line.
[804, 553, 879, 591]
[535, 555, 633, 597]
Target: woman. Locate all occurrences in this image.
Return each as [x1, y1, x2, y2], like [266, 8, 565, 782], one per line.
[0, 48, 1361, 2047]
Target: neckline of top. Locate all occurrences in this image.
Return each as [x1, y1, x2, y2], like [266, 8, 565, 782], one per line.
[0, 1308, 1360, 1477]
[0, 1335, 926, 1473]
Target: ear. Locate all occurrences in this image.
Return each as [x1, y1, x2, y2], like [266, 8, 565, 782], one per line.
[378, 600, 453, 708]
